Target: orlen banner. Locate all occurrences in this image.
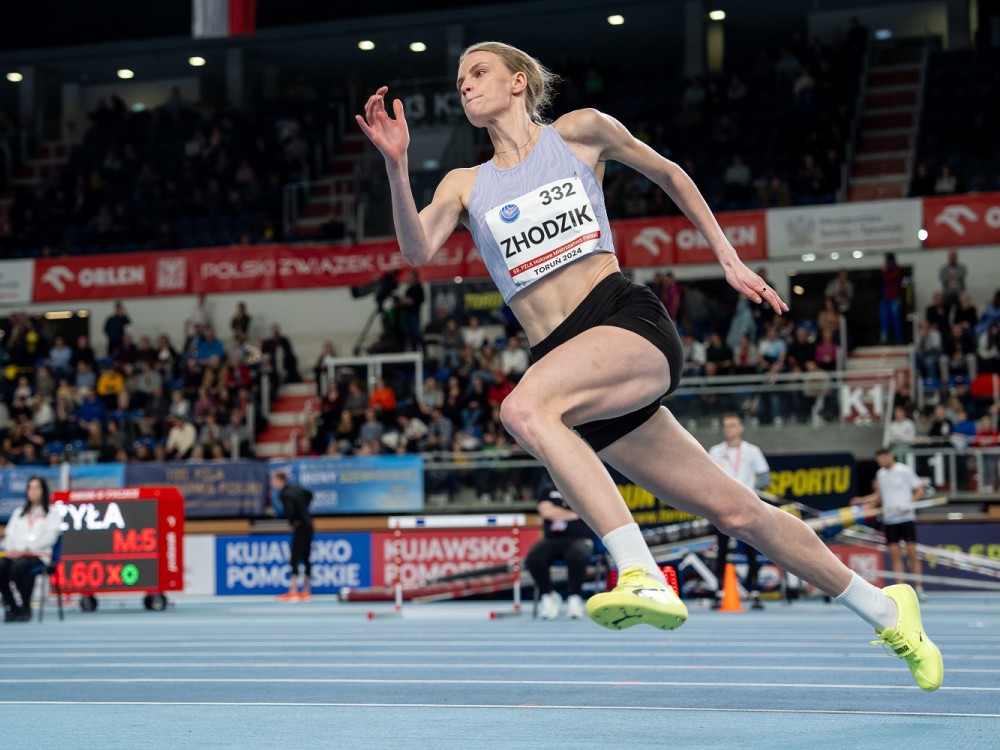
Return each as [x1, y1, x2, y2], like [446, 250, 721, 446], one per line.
[617, 210, 767, 267]
[33, 254, 189, 303]
[216, 532, 372, 595]
[922, 192, 1000, 248]
[371, 527, 540, 587]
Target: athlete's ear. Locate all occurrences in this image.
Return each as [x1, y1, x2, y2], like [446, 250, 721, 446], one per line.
[511, 71, 527, 94]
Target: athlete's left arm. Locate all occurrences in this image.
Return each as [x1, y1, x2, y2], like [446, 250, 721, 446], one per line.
[564, 109, 788, 314]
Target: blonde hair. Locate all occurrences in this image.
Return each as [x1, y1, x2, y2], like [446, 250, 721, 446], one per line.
[459, 41, 560, 123]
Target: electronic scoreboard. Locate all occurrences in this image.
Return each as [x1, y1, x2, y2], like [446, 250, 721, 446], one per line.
[52, 486, 184, 611]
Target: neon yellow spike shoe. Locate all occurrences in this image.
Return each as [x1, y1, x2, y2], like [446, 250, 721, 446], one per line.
[872, 584, 944, 692]
[586, 566, 688, 631]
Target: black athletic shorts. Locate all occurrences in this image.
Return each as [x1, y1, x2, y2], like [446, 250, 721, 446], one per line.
[883, 520, 917, 544]
[529, 271, 683, 452]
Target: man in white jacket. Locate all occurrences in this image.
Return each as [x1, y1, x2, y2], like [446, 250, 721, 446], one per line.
[1, 476, 62, 622]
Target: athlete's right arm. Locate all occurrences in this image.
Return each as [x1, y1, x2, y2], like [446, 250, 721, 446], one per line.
[356, 87, 465, 265]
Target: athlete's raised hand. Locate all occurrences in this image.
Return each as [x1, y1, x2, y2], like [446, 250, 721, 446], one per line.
[724, 260, 789, 315]
[356, 86, 410, 164]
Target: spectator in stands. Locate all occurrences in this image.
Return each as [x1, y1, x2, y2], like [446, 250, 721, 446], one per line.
[909, 161, 935, 197]
[263, 323, 300, 383]
[462, 375, 488, 431]
[660, 272, 682, 320]
[914, 319, 944, 381]
[943, 322, 977, 382]
[343, 379, 368, 420]
[47, 336, 73, 380]
[801, 360, 834, 422]
[477, 341, 502, 378]
[437, 318, 463, 370]
[732, 332, 759, 374]
[972, 414, 1000, 492]
[924, 290, 951, 339]
[705, 332, 734, 374]
[188, 293, 212, 331]
[938, 251, 967, 306]
[814, 328, 840, 371]
[933, 164, 958, 195]
[726, 296, 757, 352]
[419, 377, 444, 416]
[681, 331, 707, 376]
[168, 389, 191, 422]
[681, 284, 716, 341]
[792, 152, 825, 203]
[722, 155, 753, 206]
[165, 416, 197, 460]
[759, 175, 791, 208]
[368, 376, 397, 415]
[103, 300, 130, 357]
[399, 269, 426, 355]
[824, 269, 854, 316]
[949, 291, 978, 334]
[461, 316, 489, 351]
[230, 301, 251, 344]
[0, 476, 61, 622]
[978, 323, 1000, 374]
[975, 290, 1000, 340]
[332, 410, 357, 453]
[76, 387, 105, 435]
[879, 252, 905, 344]
[527, 477, 594, 620]
[787, 325, 816, 371]
[96, 364, 125, 410]
[500, 333, 530, 381]
[486, 370, 514, 407]
[422, 408, 454, 452]
[887, 405, 917, 447]
[72, 334, 96, 370]
[313, 341, 338, 395]
[195, 325, 225, 365]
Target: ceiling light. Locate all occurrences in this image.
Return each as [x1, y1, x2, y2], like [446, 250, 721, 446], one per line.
[852, 250, 864, 259]
[358, 40, 375, 51]
[801, 253, 816, 262]
[793, 285, 805, 295]
[917, 228, 928, 241]
[189, 56, 206, 67]
[409, 42, 427, 52]
[708, 10, 726, 21]
[6, 72, 23, 83]
[607, 15, 625, 26]
[117, 69, 135, 79]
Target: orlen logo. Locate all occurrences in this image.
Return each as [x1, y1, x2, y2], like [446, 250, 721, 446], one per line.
[42, 264, 145, 292]
[41, 266, 74, 293]
[499, 204, 520, 223]
[933, 204, 1000, 235]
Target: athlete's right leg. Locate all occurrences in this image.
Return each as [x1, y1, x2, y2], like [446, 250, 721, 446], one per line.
[599, 407, 943, 690]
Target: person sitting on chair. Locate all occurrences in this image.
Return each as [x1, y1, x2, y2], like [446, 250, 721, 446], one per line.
[526, 477, 594, 620]
[1, 476, 62, 622]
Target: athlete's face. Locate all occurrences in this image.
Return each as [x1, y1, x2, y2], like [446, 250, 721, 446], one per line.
[456, 52, 522, 125]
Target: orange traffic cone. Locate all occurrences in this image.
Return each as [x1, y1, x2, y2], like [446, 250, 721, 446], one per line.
[718, 562, 744, 612]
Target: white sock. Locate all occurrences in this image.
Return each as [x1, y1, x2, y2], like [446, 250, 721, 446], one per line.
[834, 572, 899, 632]
[602, 523, 665, 584]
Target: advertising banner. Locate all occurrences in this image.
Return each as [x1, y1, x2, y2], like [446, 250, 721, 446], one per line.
[268, 455, 423, 515]
[215, 532, 372, 595]
[917, 521, 1000, 589]
[70, 462, 126, 489]
[764, 452, 857, 512]
[33, 253, 189, 302]
[766, 199, 921, 255]
[371, 526, 540, 587]
[617, 210, 768, 267]
[921, 192, 1000, 248]
[125, 461, 267, 518]
[0, 260, 34, 304]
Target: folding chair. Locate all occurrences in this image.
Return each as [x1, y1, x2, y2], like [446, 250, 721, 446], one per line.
[37, 536, 64, 623]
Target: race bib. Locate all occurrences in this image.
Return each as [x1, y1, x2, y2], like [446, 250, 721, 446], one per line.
[485, 176, 601, 285]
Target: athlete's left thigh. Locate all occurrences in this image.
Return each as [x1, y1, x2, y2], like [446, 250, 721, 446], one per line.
[516, 326, 670, 426]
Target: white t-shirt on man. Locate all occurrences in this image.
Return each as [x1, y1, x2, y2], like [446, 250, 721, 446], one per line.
[876, 462, 923, 525]
[708, 440, 770, 489]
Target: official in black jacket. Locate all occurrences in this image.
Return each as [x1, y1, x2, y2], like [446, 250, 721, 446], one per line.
[271, 471, 315, 602]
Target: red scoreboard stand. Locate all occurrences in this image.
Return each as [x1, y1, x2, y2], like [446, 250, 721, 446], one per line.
[51, 486, 185, 612]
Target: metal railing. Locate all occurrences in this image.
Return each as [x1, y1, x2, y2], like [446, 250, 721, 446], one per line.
[317, 352, 426, 406]
[896, 444, 1000, 497]
[282, 177, 363, 240]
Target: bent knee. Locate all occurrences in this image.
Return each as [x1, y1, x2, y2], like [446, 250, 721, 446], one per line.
[499, 388, 562, 453]
[712, 495, 770, 541]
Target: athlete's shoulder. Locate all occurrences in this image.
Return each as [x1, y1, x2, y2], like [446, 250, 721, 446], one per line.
[552, 108, 616, 143]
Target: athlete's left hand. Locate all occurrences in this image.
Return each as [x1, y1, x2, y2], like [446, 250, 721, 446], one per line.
[724, 262, 789, 315]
